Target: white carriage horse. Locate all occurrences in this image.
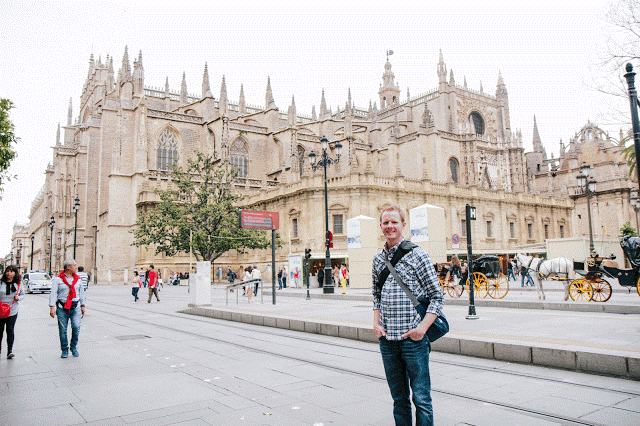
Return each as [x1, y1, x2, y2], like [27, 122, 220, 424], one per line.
[514, 253, 575, 301]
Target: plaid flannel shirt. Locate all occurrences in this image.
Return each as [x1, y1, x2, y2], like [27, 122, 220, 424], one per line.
[372, 240, 444, 341]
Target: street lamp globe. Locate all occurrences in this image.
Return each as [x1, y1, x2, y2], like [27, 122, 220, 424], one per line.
[321, 136, 328, 151]
[580, 164, 591, 178]
[308, 151, 317, 165]
[577, 173, 586, 188]
[74, 196, 80, 212]
[334, 141, 343, 157]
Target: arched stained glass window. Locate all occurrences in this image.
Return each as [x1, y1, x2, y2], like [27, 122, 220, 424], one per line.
[157, 128, 179, 170]
[297, 145, 305, 177]
[230, 138, 248, 178]
[449, 157, 459, 183]
[469, 112, 484, 135]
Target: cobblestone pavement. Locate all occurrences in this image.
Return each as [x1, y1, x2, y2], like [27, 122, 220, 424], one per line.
[1, 285, 638, 425]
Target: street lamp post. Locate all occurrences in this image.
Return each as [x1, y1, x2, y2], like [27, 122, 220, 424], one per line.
[49, 215, 55, 276]
[17, 241, 22, 271]
[309, 136, 343, 294]
[623, 63, 640, 196]
[577, 164, 596, 255]
[73, 196, 80, 259]
[30, 233, 35, 270]
[631, 189, 640, 233]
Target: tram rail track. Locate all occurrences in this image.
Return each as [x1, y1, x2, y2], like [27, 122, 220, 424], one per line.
[68, 296, 635, 426]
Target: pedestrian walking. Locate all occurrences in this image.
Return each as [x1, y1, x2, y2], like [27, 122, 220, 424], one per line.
[521, 265, 535, 287]
[332, 265, 340, 287]
[317, 268, 324, 288]
[77, 266, 89, 291]
[242, 267, 253, 303]
[507, 259, 516, 281]
[1, 265, 24, 359]
[216, 267, 222, 283]
[147, 264, 160, 303]
[131, 271, 142, 302]
[144, 269, 149, 288]
[251, 266, 261, 296]
[277, 268, 283, 290]
[293, 267, 300, 288]
[373, 206, 444, 426]
[282, 265, 287, 288]
[49, 259, 86, 358]
[339, 263, 349, 294]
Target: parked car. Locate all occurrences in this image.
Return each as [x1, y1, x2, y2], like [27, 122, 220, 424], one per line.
[22, 271, 53, 294]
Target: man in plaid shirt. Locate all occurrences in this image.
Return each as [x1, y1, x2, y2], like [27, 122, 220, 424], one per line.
[373, 206, 444, 426]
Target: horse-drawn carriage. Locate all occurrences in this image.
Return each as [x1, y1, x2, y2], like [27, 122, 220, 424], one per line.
[437, 255, 508, 299]
[572, 235, 640, 302]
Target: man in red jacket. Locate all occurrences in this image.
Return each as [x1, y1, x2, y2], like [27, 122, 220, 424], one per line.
[147, 264, 160, 303]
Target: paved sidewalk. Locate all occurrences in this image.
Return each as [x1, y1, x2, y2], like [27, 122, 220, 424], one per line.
[184, 280, 640, 379]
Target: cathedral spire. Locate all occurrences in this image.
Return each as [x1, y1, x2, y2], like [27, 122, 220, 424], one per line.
[119, 45, 132, 83]
[67, 97, 73, 125]
[532, 115, 547, 159]
[497, 70, 505, 87]
[345, 88, 352, 115]
[311, 105, 317, 121]
[348, 87, 352, 109]
[164, 77, 169, 97]
[449, 69, 455, 86]
[132, 50, 144, 95]
[56, 123, 61, 146]
[265, 76, 275, 109]
[180, 72, 188, 104]
[238, 84, 246, 114]
[437, 49, 446, 84]
[320, 89, 327, 119]
[480, 80, 484, 93]
[219, 75, 228, 114]
[202, 63, 212, 98]
[288, 95, 296, 125]
[463, 76, 467, 90]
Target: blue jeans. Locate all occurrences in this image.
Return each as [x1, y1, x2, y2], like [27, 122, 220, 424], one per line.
[56, 306, 81, 351]
[522, 273, 534, 287]
[507, 270, 516, 280]
[278, 278, 282, 289]
[379, 336, 433, 426]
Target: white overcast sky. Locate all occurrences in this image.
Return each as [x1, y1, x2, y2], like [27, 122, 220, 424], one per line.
[0, 0, 631, 255]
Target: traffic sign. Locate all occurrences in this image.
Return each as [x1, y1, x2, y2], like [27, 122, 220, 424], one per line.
[452, 234, 460, 244]
[239, 210, 279, 230]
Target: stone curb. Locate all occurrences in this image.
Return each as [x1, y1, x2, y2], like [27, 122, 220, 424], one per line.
[181, 306, 640, 380]
[262, 291, 640, 315]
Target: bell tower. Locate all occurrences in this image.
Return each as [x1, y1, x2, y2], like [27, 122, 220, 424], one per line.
[378, 51, 400, 109]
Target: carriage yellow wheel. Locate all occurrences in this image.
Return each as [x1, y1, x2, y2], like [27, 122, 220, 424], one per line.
[438, 276, 445, 293]
[487, 273, 509, 299]
[466, 272, 488, 298]
[637, 276, 640, 297]
[590, 279, 612, 302]
[446, 282, 464, 298]
[569, 279, 593, 302]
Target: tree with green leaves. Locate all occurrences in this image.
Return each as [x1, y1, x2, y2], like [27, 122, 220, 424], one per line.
[0, 99, 19, 195]
[132, 151, 276, 262]
[620, 221, 638, 237]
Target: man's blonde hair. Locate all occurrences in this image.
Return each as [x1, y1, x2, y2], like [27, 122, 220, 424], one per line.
[379, 205, 406, 223]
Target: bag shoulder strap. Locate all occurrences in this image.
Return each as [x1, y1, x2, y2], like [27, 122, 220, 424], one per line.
[376, 240, 417, 291]
[383, 257, 419, 307]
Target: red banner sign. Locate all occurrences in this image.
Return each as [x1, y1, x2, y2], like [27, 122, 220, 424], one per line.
[239, 210, 279, 230]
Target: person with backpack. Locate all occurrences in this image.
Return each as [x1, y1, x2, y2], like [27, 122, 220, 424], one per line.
[372, 206, 444, 426]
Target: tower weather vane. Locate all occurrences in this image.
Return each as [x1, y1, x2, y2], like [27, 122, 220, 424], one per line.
[387, 50, 394, 60]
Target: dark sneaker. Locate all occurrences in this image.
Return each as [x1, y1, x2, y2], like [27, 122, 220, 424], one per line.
[7, 352, 14, 359]
[71, 348, 79, 357]
[61, 350, 69, 358]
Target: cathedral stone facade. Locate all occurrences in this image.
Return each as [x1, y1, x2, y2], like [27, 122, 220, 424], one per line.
[527, 122, 635, 246]
[24, 47, 573, 282]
